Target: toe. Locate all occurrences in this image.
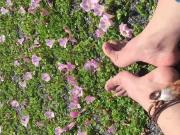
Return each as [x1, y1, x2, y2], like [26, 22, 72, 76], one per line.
[114, 89, 127, 97]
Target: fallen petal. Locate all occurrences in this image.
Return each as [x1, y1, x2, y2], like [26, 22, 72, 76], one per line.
[85, 96, 96, 104]
[20, 115, 29, 127]
[70, 111, 79, 119]
[41, 73, 51, 82]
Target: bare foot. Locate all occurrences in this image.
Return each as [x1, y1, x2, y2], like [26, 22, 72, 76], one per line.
[105, 67, 180, 111]
[103, 0, 180, 67]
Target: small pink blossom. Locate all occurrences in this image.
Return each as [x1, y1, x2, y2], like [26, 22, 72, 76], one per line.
[69, 102, 81, 110]
[0, 7, 9, 15]
[67, 62, 75, 71]
[58, 38, 68, 48]
[45, 39, 55, 48]
[57, 62, 75, 73]
[84, 59, 99, 72]
[55, 127, 65, 135]
[10, 100, 19, 108]
[14, 60, 20, 66]
[6, 0, 12, 6]
[23, 72, 32, 81]
[99, 14, 113, 32]
[66, 76, 77, 87]
[93, 4, 105, 16]
[71, 86, 83, 97]
[64, 122, 75, 131]
[95, 28, 105, 38]
[85, 96, 95, 104]
[17, 38, 25, 45]
[107, 125, 116, 134]
[19, 6, 26, 15]
[41, 73, 51, 82]
[119, 23, 133, 38]
[20, 115, 29, 127]
[80, 0, 99, 12]
[32, 55, 41, 67]
[70, 111, 79, 119]
[0, 35, 5, 43]
[44, 111, 55, 119]
[77, 131, 87, 135]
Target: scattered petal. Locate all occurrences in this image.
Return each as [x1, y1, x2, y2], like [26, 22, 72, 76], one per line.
[17, 37, 25, 45]
[71, 86, 83, 97]
[10, 100, 19, 108]
[19, 6, 26, 15]
[32, 55, 41, 67]
[64, 122, 76, 131]
[95, 28, 105, 38]
[77, 131, 87, 135]
[23, 72, 32, 81]
[93, 4, 105, 16]
[70, 111, 79, 119]
[28, 0, 41, 14]
[44, 111, 55, 119]
[41, 73, 51, 82]
[58, 38, 68, 48]
[99, 14, 113, 32]
[55, 127, 65, 135]
[14, 60, 20, 66]
[0, 35, 5, 43]
[107, 125, 116, 134]
[20, 115, 29, 127]
[84, 59, 99, 72]
[6, 0, 13, 6]
[45, 39, 55, 48]
[66, 76, 78, 87]
[0, 7, 9, 15]
[80, 0, 99, 12]
[119, 23, 133, 38]
[57, 62, 75, 73]
[85, 96, 95, 104]
[69, 102, 81, 110]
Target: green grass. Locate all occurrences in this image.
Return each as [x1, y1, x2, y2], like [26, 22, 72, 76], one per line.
[0, 0, 156, 134]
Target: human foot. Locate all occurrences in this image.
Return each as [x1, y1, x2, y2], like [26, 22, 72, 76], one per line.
[105, 67, 180, 111]
[103, 0, 180, 67]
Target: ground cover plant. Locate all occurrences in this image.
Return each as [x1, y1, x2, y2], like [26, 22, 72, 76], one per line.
[0, 0, 157, 134]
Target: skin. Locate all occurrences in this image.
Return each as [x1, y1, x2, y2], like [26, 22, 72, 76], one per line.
[103, 0, 180, 67]
[103, 0, 180, 135]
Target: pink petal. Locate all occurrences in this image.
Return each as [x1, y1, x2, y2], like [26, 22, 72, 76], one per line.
[6, 0, 12, 6]
[41, 73, 51, 82]
[10, 100, 19, 108]
[44, 111, 55, 119]
[119, 23, 133, 38]
[23, 72, 32, 81]
[45, 39, 55, 48]
[20, 115, 29, 127]
[0, 35, 5, 43]
[66, 62, 75, 71]
[17, 38, 25, 45]
[69, 102, 81, 110]
[19, 81, 27, 89]
[95, 28, 105, 38]
[77, 131, 87, 135]
[93, 4, 105, 16]
[70, 111, 79, 119]
[64, 122, 75, 131]
[66, 76, 78, 87]
[84, 59, 99, 72]
[58, 38, 68, 48]
[71, 86, 83, 97]
[19, 6, 26, 15]
[107, 125, 116, 134]
[14, 60, 20, 66]
[99, 14, 113, 32]
[85, 96, 95, 104]
[32, 55, 41, 67]
[55, 127, 65, 135]
[0, 7, 9, 15]
[57, 62, 75, 73]
[80, 0, 99, 12]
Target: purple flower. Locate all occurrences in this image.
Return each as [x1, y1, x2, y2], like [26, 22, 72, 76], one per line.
[0, 7, 9, 15]
[20, 115, 29, 127]
[85, 96, 95, 104]
[69, 101, 81, 110]
[0, 35, 5, 43]
[17, 38, 25, 45]
[99, 13, 113, 32]
[80, 0, 99, 12]
[6, 0, 12, 6]
[66, 62, 75, 71]
[19, 7, 26, 15]
[10, 100, 19, 108]
[44, 111, 55, 119]
[71, 86, 83, 97]
[119, 23, 133, 38]
[32, 55, 41, 67]
[84, 59, 99, 72]
[70, 111, 79, 119]
[66, 76, 77, 87]
[57, 62, 75, 73]
[93, 4, 105, 16]
[55, 127, 65, 135]
[41, 73, 51, 82]
[45, 39, 55, 48]
[95, 28, 105, 38]
[58, 38, 68, 48]
[23, 72, 32, 81]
